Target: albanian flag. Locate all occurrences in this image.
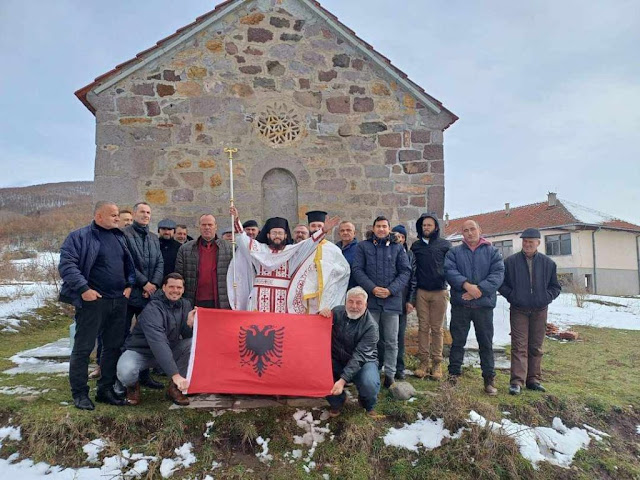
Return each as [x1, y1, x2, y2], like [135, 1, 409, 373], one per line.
[186, 309, 334, 397]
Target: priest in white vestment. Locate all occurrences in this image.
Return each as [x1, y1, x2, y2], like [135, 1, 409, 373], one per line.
[288, 211, 350, 314]
[227, 206, 340, 313]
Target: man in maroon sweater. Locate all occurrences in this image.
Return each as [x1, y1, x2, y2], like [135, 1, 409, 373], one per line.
[175, 214, 233, 309]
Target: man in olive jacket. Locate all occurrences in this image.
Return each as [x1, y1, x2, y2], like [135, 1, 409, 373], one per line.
[320, 287, 381, 417]
[499, 228, 561, 395]
[117, 273, 195, 406]
[175, 214, 232, 308]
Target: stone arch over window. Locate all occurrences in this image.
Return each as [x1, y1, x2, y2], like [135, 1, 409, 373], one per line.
[262, 168, 299, 227]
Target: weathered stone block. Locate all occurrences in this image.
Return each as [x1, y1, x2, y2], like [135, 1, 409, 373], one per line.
[410, 174, 434, 185]
[294, 20, 305, 31]
[176, 159, 192, 169]
[235, 55, 246, 63]
[210, 174, 223, 188]
[163, 70, 181, 81]
[423, 144, 444, 160]
[364, 165, 390, 178]
[180, 172, 204, 188]
[231, 83, 254, 97]
[318, 70, 338, 82]
[248, 27, 274, 43]
[385, 150, 398, 164]
[371, 83, 390, 96]
[162, 175, 179, 187]
[131, 83, 155, 96]
[303, 51, 325, 65]
[351, 59, 364, 71]
[369, 180, 394, 192]
[205, 39, 223, 53]
[172, 188, 194, 202]
[411, 130, 431, 144]
[339, 166, 362, 177]
[240, 13, 265, 25]
[299, 78, 310, 89]
[189, 97, 223, 116]
[326, 96, 350, 114]
[225, 42, 238, 55]
[98, 125, 172, 147]
[157, 84, 176, 97]
[398, 150, 422, 163]
[117, 97, 144, 116]
[402, 161, 430, 174]
[119, 117, 152, 125]
[198, 158, 216, 169]
[145, 101, 160, 117]
[239, 65, 262, 74]
[269, 44, 296, 59]
[430, 161, 444, 174]
[315, 179, 348, 192]
[360, 122, 387, 134]
[147, 73, 161, 80]
[333, 54, 350, 68]
[349, 86, 365, 95]
[244, 46, 263, 56]
[354, 97, 374, 113]
[395, 184, 427, 195]
[293, 91, 322, 109]
[392, 165, 403, 174]
[270, 16, 290, 28]
[267, 61, 285, 76]
[427, 186, 445, 217]
[411, 195, 427, 207]
[280, 33, 302, 42]
[253, 77, 276, 90]
[338, 124, 356, 137]
[349, 136, 377, 152]
[176, 81, 203, 97]
[146, 189, 167, 205]
[378, 133, 402, 148]
[187, 66, 208, 79]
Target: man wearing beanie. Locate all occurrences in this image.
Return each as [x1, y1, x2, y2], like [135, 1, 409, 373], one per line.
[410, 213, 451, 380]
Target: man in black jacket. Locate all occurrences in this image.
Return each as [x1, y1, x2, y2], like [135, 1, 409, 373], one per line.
[499, 228, 562, 395]
[410, 213, 451, 380]
[117, 273, 195, 406]
[158, 218, 181, 277]
[320, 287, 381, 417]
[122, 202, 165, 390]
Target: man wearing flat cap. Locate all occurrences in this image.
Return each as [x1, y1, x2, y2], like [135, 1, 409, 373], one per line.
[158, 219, 181, 277]
[499, 228, 562, 395]
[229, 206, 340, 312]
[243, 220, 260, 239]
[290, 211, 351, 315]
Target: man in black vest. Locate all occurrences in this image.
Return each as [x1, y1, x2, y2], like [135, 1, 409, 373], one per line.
[158, 218, 181, 277]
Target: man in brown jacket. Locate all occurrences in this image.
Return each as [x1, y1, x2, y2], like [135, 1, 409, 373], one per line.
[175, 214, 232, 308]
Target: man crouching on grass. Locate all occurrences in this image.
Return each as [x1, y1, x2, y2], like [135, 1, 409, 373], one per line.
[320, 287, 381, 418]
[117, 273, 195, 406]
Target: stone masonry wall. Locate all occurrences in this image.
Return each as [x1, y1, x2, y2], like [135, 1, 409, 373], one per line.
[90, 0, 455, 237]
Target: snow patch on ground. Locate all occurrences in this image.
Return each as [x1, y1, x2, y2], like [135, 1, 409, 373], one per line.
[0, 386, 50, 395]
[82, 438, 107, 464]
[468, 411, 602, 469]
[383, 414, 465, 452]
[160, 442, 197, 478]
[0, 282, 58, 332]
[289, 409, 332, 473]
[255, 436, 273, 464]
[636, 425, 640, 435]
[0, 425, 22, 447]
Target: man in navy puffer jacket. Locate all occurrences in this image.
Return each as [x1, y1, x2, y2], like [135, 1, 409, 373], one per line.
[444, 219, 504, 395]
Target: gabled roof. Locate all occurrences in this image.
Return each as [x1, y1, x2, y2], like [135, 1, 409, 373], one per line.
[75, 0, 457, 127]
[444, 198, 640, 239]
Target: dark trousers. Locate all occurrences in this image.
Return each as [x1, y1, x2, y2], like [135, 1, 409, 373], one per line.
[448, 305, 495, 379]
[69, 297, 127, 398]
[510, 307, 548, 386]
[378, 313, 407, 375]
[326, 362, 380, 412]
[125, 304, 144, 341]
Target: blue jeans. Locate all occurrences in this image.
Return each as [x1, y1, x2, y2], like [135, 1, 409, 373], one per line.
[326, 362, 380, 412]
[369, 311, 399, 379]
[117, 339, 191, 387]
[448, 306, 495, 379]
[378, 313, 407, 375]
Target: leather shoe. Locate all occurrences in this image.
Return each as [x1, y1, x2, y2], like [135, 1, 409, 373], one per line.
[383, 375, 395, 389]
[139, 369, 164, 390]
[394, 371, 406, 380]
[95, 388, 127, 406]
[166, 381, 190, 406]
[126, 382, 141, 406]
[526, 383, 546, 392]
[73, 395, 95, 410]
[509, 384, 521, 395]
[113, 379, 126, 399]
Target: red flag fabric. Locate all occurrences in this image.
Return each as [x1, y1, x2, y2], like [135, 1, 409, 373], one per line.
[186, 309, 334, 397]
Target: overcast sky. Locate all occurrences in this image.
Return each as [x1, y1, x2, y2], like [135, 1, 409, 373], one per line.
[1, 0, 638, 222]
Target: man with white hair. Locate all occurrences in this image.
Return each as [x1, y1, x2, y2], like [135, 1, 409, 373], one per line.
[320, 287, 381, 418]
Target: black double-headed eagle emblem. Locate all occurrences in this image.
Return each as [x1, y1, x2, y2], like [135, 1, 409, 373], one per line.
[239, 325, 285, 377]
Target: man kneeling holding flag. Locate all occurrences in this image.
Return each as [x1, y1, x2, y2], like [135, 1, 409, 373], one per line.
[320, 287, 381, 418]
[117, 273, 196, 406]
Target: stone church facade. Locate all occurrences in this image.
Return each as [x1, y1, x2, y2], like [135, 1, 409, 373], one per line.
[76, 0, 457, 235]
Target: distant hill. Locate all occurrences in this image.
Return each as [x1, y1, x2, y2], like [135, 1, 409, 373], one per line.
[0, 181, 93, 216]
[0, 181, 94, 248]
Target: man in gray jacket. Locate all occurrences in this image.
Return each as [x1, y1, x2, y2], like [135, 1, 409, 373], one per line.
[117, 273, 195, 406]
[320, 287, 381, 417]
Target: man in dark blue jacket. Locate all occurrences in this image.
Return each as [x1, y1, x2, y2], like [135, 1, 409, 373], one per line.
[499, 228, 561, 395]
[59, 201, 136, 410]
[336, 221, 358, 289]
[117, 273, 195, 406]
[444, 220, 505, 395]
[352, 216, 411, 388]
[410, 213, 451, 381]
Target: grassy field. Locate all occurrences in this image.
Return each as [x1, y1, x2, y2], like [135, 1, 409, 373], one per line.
[1, 303, 639, 479]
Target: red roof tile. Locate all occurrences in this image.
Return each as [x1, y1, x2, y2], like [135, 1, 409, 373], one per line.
[75, 0, 458, 127]
[444, 200, 640, 238]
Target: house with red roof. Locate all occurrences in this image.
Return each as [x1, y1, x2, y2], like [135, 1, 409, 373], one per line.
[444, 193, 640, 296]
[75, 0, 457, 236]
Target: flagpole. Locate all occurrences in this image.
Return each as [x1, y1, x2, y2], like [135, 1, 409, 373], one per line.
[224, 147, 239, 309]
